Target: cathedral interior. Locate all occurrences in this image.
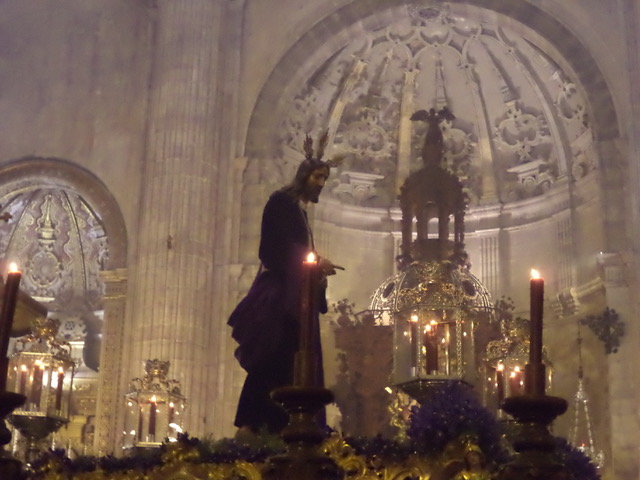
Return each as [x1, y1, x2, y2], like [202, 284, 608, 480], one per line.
[0, 1, 639, 479]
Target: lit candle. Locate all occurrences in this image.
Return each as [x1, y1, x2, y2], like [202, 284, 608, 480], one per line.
[168, 402, 175, 425]
[295, 251, 320, 387]
[18, 364, 28, 396]
[300, 251, 319, 351]
[424, 322, 439, 374]
[0, 263, 22, 392]
[137, 404, 143, 442]
[410, 314, 419, 373]
[148, 396, 157, 439]
[509, 367, 523, 396]
[496, 364, 505, 404]
[31, 360, 43, 408]
[529, 269, 544, 365]
[55, 367, 64, 410]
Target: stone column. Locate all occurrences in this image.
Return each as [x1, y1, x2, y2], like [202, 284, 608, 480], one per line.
[94, 268, 127, 454]
[123, 0, 228, 438]
[621, 1, 640, 476]
[597, 252, 638, 480]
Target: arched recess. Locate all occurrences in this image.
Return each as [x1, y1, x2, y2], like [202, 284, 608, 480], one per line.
[246, 0, 618, 156]
[0, 156, 127, 270]
[240, 0, 624, 280]
[0, 156, 128, 452]
[0, 156, 127, 368]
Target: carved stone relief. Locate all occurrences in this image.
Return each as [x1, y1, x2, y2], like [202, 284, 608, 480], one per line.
[256, 3, 595, 209]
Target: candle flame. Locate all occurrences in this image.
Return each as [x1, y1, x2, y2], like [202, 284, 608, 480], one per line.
[410, 313, 418, 323]
[20, 364, 27, 372]
[8, 262, 19, 273]
[497, 364, 505, 371]
[531, 269, 541, 279]
[151, 395, 157, 403]
[305, 251, 317, 263]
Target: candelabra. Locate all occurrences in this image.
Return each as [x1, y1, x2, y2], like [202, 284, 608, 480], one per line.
[262, 252, 343, 480]
[496, 271, 569, 480]
[6, 317, 75, 463]
[484, 299, 552, 416]
[123, 359, 186, 448]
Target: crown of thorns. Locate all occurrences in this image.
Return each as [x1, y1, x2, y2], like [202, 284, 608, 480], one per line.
[302, 130, 345, 168]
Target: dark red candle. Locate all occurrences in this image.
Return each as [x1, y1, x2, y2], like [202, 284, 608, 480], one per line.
[30, 361, 43, 408]
[529, 270, 544, 365]
[168, 402, 175, 425]
[18, 364, 28, 396]
[424, 322, 439, 374]
[409, 314, 419, 372]
[148, 398, 157, 439]
[137, 404, 143, 442]
[496, 364, 505, 404]
[300, 252, 319, 352]
[55, 367, 64, 410]
[295, 251, 319, 387]
[0, 265, 22, 391]
[509, 368, 523, 396]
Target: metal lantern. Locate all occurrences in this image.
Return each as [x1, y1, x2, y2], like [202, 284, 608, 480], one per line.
[6, 317, 75, 461]
[123, 359, 185, 448]
[483, 309, 552, 416]
[371, 261, 493, 402]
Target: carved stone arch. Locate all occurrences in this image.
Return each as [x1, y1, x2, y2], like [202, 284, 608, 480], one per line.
[245, 0, 618, 157]
[0, 156, 127, 270]
[242, 0, 623, 262]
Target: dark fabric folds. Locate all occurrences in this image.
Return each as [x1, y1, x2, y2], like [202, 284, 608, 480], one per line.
[227, 270, 293, 372]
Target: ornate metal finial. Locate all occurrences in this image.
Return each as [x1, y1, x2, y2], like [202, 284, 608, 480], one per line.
[14, 317, 72, 359]
[410, 106, 456, 167]
[130, 359, 182, 395]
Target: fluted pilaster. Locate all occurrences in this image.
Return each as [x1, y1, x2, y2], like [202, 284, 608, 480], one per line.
[124, 0, 225, 438]
[95, 268, 128, 454]
[598, 252, 639, 479]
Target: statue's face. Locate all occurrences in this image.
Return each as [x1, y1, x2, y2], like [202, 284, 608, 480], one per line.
[301, 166, 329, 204]
[466, 451, 483, 467]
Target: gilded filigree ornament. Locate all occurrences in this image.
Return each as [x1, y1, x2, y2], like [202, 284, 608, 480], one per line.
[13, 317, 72, 359]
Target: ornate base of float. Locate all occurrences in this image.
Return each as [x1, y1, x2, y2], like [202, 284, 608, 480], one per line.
[0, 391, 27, 480]
[262, 385, 343, 480]
[25, 391, 586, 480]
[31, 435, 436, 480]
[497, 394, 569, 480]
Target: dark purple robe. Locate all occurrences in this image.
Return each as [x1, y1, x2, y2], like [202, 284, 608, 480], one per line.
[231, 190, 326, 433]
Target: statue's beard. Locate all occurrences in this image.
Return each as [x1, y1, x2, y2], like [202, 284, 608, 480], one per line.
[304, 186, 322, 203]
